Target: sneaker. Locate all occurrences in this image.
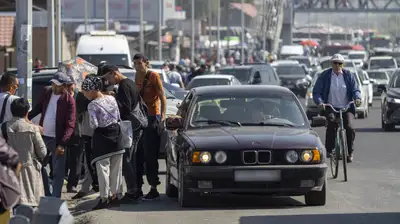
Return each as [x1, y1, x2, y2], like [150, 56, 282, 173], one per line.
[108, 197, 120, 208]
[92, 199, 109, 210]
[120, 192, 143, 204]
[67, 186, 78, 193]
[347, 153, 354, 163]
[71, 191, 87, 200]
[143, 189, 160, 201]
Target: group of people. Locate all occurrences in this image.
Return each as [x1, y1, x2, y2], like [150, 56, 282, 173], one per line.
[0, 53, 167, 219]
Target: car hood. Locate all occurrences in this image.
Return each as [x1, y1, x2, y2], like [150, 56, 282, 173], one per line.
[185, 126, 320, 150]
[387, 88, 400, 98]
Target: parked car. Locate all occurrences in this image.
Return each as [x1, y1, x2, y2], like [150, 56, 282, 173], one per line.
[186, 74, 241, 90]
[217, 63, 281, 86]
[378, 70, 400, 131]
[367, 70, 390, 96]
[164, 85, 328, 207]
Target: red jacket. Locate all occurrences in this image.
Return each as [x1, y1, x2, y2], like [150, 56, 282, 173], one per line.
[28, 86, 76, 147]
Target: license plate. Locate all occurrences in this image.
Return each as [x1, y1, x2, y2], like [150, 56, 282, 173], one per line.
[234, 170, 281, 182]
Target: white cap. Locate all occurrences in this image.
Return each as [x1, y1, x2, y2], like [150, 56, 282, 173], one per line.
[331, 54, 345, 63]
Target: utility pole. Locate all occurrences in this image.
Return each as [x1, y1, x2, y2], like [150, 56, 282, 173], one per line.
[158, 0, 162, 60]
[16, 0, 33, 103]
[47, 0, 55, 67]
[84, 0, 88, 33]
[191, 0, 195, 62]
[240, 0, 245, 64]
[140, 0, 144, 53]
[104, 0, 109, 30]
[217, 0, 221, 64]
[55, 0, 62, 63]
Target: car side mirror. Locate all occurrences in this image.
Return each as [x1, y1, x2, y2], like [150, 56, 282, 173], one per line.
[311, 116, 326, 127]
[362, 80, 370, 85]
[369, 79, 375, 84]
[377, 84, 387, 92]
[176, 102, 181, 109]
[166, 116, 184, 130]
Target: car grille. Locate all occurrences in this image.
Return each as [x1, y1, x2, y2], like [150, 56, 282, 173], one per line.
[242, 150, 272, 165]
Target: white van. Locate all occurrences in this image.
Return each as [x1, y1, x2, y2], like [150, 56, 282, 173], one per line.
[280, 45, 305, 59]
[76, 30, 132, 67]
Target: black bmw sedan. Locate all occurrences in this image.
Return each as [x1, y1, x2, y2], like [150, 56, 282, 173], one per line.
[164, 85, 328, 207]
[378, 70, 400, 131]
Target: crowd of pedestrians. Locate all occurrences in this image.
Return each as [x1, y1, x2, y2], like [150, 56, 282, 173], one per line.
[0, 53, 167, 222]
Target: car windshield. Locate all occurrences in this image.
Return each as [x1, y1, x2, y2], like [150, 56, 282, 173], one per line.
[275, 65, 306, 75]
[370, 59, 396, 69]
[78, 54, 129, 66]
[348, 53, 365, 60]
[187, 78, 230, 89]
[189, 95, 306, 128]
[289, 58, 311, 67]
[217, 68, 251, 84]
[368, 72, 387, 80]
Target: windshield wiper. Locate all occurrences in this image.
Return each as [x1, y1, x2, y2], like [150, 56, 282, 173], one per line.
[195, 120, 242, 127]
[242, 122, 297, 127]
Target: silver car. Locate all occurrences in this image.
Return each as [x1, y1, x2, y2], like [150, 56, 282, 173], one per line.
[367, 70, 390, 96]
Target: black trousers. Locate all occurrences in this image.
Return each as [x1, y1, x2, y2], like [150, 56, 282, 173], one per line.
[82, 135, 99, 188]
[66, 139, 84, 189]
[324, 109, 355, 154]
[134, 116, 161, 191]
[122, 129, 143, 194]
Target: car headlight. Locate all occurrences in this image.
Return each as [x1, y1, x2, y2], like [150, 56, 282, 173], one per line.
[387, 97, 400, 104]
[199, 152, 212, 164]
[300, 150, 313, 162]
[214, 151, 227, 164]
[285, 150, 298, 163]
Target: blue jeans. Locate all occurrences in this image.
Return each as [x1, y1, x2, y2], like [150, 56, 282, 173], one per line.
[43, 136, 66, 198]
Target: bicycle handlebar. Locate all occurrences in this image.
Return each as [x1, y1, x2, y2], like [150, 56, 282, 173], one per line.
[322, 101, 355, 113]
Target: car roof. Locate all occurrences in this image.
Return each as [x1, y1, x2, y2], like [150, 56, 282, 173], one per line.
[348, 51, 366, 55]
[219, 65, 253, 69]
[271, 60, 299, 66]
[192, 74, 235, 80]
[192, 85, 294, 96]
[366, 70, 387, 73]
[149, 60, 164, 65]
[370, 56, 393, 60]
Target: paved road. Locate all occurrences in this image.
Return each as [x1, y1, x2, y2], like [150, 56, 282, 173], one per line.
[72, 98, 400, 224]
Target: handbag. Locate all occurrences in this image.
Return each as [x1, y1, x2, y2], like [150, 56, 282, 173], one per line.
[93, 102, 133, 149]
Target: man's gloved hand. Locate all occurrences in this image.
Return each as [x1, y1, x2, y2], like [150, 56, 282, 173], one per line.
[355, 99, 362, 107]
[317, 103, 325, 111]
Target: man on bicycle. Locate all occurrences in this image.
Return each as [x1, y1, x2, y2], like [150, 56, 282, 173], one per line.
[312, 54, 361, 162]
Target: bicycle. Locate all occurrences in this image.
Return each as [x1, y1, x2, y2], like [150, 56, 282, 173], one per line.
[322, 101, 354, 182]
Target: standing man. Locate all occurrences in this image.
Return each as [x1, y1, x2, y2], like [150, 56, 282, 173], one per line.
[0, 73, 20, 123]
[134, 53, 166, 200]
[102, 65, 143, 202]
[28, 72, 76, 197]
[312, 54, 361, 163]
[167, 63, 185, 88]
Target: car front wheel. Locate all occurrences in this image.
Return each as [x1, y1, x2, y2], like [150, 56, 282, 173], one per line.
[178, 157, 200, 207]
[304, 181, 326, 206]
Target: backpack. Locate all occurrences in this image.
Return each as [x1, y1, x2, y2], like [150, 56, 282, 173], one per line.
[130, 71, 150, 131]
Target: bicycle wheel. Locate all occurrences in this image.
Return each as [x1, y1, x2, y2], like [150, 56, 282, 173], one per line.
[330, 131, 340, 179]
[340, 129, 348, 182]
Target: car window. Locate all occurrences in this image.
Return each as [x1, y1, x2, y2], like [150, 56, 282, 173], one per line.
[348, 53, 365, 60]
[177, 91, 193, 117]
[368, 71, 388, 80]
[188, 94, 306, 128]
[275, 65, 306, 75]
[391, 75, 400, 88]
[370, 59, 397, 69]
[187, 78, 231, 89]
[217, 68, 251, 84]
